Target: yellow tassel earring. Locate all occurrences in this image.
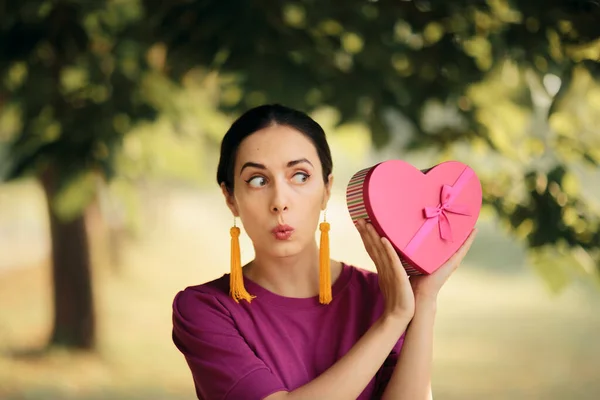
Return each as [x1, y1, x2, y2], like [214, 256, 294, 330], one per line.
[319, 210, 332, 305]
[229, 217, 255, 303]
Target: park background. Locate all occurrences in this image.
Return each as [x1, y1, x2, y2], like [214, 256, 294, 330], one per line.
[1, 1, 600, 399]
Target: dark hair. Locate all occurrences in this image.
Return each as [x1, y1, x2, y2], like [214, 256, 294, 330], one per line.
[216, 104, 333, 194]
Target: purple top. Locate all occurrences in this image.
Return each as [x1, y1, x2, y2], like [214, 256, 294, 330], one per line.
[172, 263, 405, 400]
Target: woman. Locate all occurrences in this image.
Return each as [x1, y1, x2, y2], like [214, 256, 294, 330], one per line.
[172, 104, 477, 400]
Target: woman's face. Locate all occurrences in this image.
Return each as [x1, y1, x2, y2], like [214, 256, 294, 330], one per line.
[222, 124, 333, 258]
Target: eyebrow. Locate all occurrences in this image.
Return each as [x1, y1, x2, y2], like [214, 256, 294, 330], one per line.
[239, 158, 313, 175]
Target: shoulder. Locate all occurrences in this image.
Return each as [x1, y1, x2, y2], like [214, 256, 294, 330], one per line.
[346, 263, 380, 287]
[343, 263, 382, 298]
[335, 263, 387, 324]
[172, 274, 235, 324]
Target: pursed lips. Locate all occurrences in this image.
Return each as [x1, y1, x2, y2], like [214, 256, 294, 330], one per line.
[271, 224, 295, 240]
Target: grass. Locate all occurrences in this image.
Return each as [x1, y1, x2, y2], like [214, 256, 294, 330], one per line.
[1, 184, 599, 399]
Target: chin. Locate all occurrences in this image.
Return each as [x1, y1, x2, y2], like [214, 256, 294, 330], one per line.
[265, 240, 304, 258]
[271, 245, 301, 258]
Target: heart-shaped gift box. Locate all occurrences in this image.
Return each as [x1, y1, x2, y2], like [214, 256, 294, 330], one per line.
[346, 160, 482, 275]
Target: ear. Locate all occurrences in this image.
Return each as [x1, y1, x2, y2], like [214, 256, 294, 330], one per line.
[220, 183, 239, 217]
[321, 173, 334, 210]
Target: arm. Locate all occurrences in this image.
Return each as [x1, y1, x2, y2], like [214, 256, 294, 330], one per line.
[268, 220, 418, 400]
[266, 313, 410, 400]
[173, 286, 409, 400]
[173, 289, 289, 400]
[381, 228, 478, 400]
[174, 220, 416, 400]
[381, 297, 437, 400]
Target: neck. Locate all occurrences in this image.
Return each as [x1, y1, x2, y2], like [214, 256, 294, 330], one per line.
[244, 240, 338, 298]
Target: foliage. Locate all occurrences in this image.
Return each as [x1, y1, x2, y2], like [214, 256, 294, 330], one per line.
[144, 0, 600, 288]
[1, 0, 599, 291]
[0, 0, 156, 220]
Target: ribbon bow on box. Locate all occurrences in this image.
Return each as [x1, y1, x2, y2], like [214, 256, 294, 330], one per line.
[346, 159, 482, 275]
[423, 184, 471, 242]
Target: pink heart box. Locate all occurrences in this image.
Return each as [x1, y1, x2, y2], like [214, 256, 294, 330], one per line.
[346, 160, 482, 275]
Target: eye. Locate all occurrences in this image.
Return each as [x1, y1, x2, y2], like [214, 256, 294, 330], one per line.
[246, 176, 267, 188]
[292, 172, 310, 184]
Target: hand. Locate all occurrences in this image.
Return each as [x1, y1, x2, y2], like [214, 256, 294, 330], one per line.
[409, 228, 478, 303]
[356, 219, 415, 322]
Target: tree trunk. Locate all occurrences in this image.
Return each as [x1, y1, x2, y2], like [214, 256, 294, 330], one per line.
[40, 167, 96, 350]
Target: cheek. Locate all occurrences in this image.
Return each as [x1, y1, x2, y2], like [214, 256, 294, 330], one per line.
[236, 196, 262, 219]
[234, 193, 270, 233]
[296, 188, 325, 224]
[300, 183, 326, 209]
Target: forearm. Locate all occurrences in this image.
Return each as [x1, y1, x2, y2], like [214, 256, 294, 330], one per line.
[281, 314, 410, 400]
[382, 297, 437, 400]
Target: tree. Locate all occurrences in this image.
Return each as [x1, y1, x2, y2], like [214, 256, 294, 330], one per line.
[0, 0, 156, 349]
[144, 0, 600, 288]
[2, 0, 599, 352]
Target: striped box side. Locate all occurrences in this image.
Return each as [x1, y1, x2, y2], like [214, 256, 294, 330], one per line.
[401, 258, 424, 275]
[346, 167, 371, 223]
[346, 166, 425, 276]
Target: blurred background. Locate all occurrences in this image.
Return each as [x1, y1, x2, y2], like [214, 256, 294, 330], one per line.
[1, 0, 600, 399]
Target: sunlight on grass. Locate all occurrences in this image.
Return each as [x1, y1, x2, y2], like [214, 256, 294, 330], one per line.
[1, 186, 599, 399]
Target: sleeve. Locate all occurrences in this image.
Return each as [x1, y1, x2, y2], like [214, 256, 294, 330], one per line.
[172, 288, 287, 400]
[373, 332, 405, 398]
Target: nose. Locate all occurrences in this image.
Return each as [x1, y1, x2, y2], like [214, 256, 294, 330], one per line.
[272, 204, 288, 213]
[270, 182, 289, 215]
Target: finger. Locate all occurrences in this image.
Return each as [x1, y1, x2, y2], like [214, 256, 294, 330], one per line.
[450, 228, 478, 265]
[356, 220, 381, 265]
[380, 236, 409, 281]
[438, 228, 478, 274]
[365, 223, 386, 269]
[365, 222, 387, 268]
[360, 221, 386, 271]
